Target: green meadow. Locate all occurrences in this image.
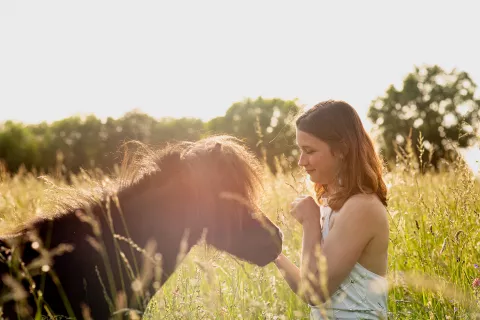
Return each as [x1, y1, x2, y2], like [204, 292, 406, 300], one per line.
[0, 148, 479, 319]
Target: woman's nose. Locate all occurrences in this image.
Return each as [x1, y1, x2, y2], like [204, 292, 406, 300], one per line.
[298, 153, 307, 167]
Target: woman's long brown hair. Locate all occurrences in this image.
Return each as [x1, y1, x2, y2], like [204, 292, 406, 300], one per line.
[296, 100, 387, 211]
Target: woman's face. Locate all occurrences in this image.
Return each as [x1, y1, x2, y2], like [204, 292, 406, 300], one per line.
[296, 129, 341, 185]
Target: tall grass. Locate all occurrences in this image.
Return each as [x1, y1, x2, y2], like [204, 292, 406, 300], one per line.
[0, 143, 479, 319]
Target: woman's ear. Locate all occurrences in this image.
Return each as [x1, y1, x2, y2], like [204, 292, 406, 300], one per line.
[337, 140, 349, 159]
[333, 149, 344, 160]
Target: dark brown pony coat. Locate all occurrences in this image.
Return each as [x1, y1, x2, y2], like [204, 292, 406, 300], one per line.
[0, 135, 282, 319]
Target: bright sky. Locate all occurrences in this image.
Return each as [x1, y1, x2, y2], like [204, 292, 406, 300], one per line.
[1, 0, 479, 171]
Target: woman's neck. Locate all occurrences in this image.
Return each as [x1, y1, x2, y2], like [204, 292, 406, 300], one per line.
[324, 182, 341, 196]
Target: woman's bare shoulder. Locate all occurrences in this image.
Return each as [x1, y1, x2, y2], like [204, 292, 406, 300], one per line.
[340, 193, 387, 223]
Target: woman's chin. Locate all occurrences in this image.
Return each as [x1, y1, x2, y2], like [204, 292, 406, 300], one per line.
[307, 174, 320, 183]
[308, 174, 327, 185]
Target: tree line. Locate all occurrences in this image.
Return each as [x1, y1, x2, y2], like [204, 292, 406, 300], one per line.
[1, 65, 479, 175]
[0, 98, 300, 175]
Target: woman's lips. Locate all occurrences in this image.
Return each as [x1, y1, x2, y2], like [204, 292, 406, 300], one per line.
[306, 169, 315, 174]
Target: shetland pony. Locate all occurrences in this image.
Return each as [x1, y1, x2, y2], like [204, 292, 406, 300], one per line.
[0, 135, 283, 319]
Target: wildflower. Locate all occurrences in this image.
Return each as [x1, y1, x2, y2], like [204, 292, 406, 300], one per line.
[472, 278, 480, 288]
[474, 264, 479, 270]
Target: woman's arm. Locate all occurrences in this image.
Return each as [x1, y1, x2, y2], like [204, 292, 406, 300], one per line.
[273, 253, 302, 294]
[274, 224, 323, 305]
[299, 222, 326, 305]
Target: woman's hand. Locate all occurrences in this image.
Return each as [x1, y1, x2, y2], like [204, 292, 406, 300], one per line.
[290, 195, 320, 225]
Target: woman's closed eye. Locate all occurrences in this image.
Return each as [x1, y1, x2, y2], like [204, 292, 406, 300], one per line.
[297, 145, 315, 155]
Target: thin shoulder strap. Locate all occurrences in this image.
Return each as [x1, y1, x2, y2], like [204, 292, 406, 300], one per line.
[322, 207, 333, 238]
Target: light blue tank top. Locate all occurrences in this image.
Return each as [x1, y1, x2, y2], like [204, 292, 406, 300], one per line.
[310, 205, 388, 319]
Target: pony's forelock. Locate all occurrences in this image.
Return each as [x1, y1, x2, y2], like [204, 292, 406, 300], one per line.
[182, 135, 263, 211]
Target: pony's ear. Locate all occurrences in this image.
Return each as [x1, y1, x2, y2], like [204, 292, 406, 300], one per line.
[147, 151, 184, 184]
[157, 150, 183, 168]
[213, 142, 222, 153]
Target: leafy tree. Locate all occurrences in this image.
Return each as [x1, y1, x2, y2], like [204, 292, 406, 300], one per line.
[0, 99, 302, 175]
[102, 112, 206, 170]
[29, 121, 55, 170]
[152, 117, 205, 143]
[0, 121, 40, 172]
[207, 97, 300, 173]
[47, 116, 92, 173]
[368, 65, 480, 169]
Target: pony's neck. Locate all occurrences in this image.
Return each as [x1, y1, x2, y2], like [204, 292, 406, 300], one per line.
[105, 185, 203, 283]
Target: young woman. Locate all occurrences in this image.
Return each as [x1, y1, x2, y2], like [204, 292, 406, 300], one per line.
[274, 100, 389, 319]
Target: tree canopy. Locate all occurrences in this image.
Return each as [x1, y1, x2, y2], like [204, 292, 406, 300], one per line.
[368, 65, 480, 169]
[0, 98, 300, 174]
[206, 97, 300, 173]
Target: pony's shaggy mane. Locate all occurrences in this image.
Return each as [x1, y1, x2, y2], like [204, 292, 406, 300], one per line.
[24, 135, 264, 228]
